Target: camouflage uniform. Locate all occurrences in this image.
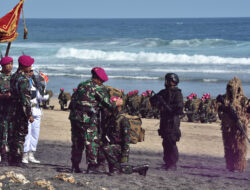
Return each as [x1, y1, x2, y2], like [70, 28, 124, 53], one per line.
[126, 93, 141, 116]
[198, 100, 209, 123]
[69, 79, 116, 166]
[185, 99, 197, 122]
[9, 70, 32, 164]
[0, 72, 13, 159]
[58, 91, 67, 110]
[103, 110, 130, 163]
[102, 110, 144, 174]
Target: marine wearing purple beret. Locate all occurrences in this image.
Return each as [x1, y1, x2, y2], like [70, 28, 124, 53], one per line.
[0, 56, 13, 66]
[91, 67, 108, 82]
[18, 55, 34, 66]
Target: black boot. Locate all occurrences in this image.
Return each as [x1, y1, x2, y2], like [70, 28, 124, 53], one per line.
[108, 164, 121, 176]
[132, 164, 149, 176]
[9, 157, 28, 168]
[86, 164, 100, 174]
[71, 163, 82, 173]
[97, 162, 106, 173]
[0, 154, 9, 166]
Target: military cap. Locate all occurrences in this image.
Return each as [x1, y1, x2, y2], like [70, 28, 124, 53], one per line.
[91, 67, 108, 82]
[18, 55, 34, 66]
[0, 56, 13, 66]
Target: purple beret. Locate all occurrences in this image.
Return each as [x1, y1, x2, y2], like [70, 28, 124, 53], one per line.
[0, 56, 13, 66]
[60, 88, 64, 91]
[91, 67, 108, 82]
[18, 55, 34, 66]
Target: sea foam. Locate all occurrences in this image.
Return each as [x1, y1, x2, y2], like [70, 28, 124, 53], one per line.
[56, 47, 250, 65]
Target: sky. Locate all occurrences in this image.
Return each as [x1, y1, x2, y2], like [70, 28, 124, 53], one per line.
[1, 0, 250, 19]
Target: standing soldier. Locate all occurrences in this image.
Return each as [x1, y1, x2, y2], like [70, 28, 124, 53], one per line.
[22, 70, 49, 164]
[217, 77, 250, 172]
[9, 55, 34, 167]
[150, 73, 183, 170]
[58, 88, 67, 110]
[0, 57, 13, 166]
[68, 67, 123, 173]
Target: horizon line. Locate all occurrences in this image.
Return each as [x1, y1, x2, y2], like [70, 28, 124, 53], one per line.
[23, 16, 250, 19]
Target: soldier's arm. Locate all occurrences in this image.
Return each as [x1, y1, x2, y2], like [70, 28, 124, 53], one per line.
[18, 78, 32, 119]
[171, 90, 184, 115]
[96, 86, 116, 110]
[120, 116, 130, 160]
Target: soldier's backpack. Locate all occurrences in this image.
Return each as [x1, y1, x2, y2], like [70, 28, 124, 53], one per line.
[120, 113, 145, 144]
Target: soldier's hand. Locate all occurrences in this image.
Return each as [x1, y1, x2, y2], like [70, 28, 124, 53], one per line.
[29, 116, 34, 123]
[115, 98, 123, 106]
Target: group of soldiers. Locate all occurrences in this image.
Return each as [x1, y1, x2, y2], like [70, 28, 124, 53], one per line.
[1, 54, 250, 175]
[184, 93, 217, 123]
[67, 67, 149, 175]
[0, 55, 36, 167]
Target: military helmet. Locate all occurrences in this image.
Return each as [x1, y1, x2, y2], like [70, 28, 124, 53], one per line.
[165, 73, 179, 85]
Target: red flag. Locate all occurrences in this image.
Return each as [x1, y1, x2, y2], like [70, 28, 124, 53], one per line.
[40, 72, 49, 83]
[0, 0, 25, 42]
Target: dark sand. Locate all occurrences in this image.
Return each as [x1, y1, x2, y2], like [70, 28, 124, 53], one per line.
[0, 99, 249, 190]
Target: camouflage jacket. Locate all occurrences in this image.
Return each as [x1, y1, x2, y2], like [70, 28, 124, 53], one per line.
[0, 72, 12, 118]
[106, 110, 130, 157]
[185, 99, 196, 113]
[10, 70, 32, 119]
[58, 92, 67, 103]
[69, 79, 116, 123]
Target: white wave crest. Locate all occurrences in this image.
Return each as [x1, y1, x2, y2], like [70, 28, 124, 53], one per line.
[56, 48, 250, 65]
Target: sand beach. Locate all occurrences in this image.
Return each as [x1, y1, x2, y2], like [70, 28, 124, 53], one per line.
[0, 98, 249, 190]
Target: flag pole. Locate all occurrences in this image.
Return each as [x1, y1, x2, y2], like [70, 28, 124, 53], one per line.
[5, 42, 12, 56]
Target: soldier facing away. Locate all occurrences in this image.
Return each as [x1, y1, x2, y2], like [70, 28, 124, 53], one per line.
[9, 55, 35, 167]
[0, 56, 13, 166]
[150, 73, 184, 171]
[68, 67, 123, 173]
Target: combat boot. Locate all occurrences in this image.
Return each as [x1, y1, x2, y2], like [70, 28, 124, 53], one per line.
[0, 154, 9, 166]
[71, 163, 82, 173]
[132, 164, 149, 176]
[96, 162, 106, 173]
[108, 164, 121, 176]
[86, 164, 100, 174]
[28, 152, 40, 164]
[22, 152, 29, 164]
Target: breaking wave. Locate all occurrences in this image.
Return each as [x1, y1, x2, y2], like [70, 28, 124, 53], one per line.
[56, 48, 250, 65]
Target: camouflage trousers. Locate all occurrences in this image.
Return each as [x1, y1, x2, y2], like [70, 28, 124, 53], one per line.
[70, 120, 99, 165]
[0, 118, 13, 156]
[9, 116, 28, 163]
[101, 144, 133, 174]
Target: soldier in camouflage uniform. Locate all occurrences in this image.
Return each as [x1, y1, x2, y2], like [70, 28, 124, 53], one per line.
[185, 93, 198, 122]
[58, 88, 67, 110]
[198, 98, 209, 123]
[102, 97, 149, 176]
[9, 55, 34, 167]
[68, 67, 123, 173]
[0, 57, 13, 166]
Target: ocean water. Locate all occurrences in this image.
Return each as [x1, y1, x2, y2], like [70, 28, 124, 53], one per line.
[1, 18, 250, 97]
